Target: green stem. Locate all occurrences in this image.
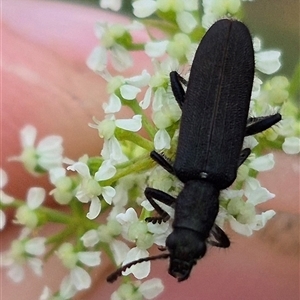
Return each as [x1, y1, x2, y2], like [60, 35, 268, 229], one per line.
[115, 129, 153, 151]
[2, 199, 74, 224]
[102, 155, 155, 186]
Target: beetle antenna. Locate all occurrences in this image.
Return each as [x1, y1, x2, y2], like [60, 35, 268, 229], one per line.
[107, 253, 170, 283]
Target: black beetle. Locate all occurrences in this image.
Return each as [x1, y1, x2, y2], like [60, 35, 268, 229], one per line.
[107, 19, 281, 283]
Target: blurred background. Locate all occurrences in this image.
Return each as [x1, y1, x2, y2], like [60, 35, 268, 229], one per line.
[62, 0, 299, 77]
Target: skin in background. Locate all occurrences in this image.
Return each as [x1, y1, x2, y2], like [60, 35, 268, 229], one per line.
[1, 0, 299, 299]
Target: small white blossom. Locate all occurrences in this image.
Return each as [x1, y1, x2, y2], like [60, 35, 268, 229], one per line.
[176, 11, 198, 33]
[221, 178, 276, 236]
[56, 243, 101, 293]
[1, 228, 46, 282]
[90, 114, 142, 163]
[0, 169, 14, 230]
[253, 37, 281, 75]
[40, 286, 76, 300]
[154, 129, 171, 150]
[67, 161, 116, 219]
[139, 278, 164, 299]
[15, 187, 46, 229]
[116, 208, 156, 279]
[101, 136, 128, 164]
[133, 0, 198, 34]
[87, 22, 138, 72]
[81, 220, 129, 265]
[282, 137, 300, 154]
[10, 125, 63, 175]
[256, 50, 281, 75]
[167, 33, 192, 61]
[102, 70, 151, 113]
[49, 167, 75, 205]
[100, 0, 122, 11]
[133, 0, 157, 18]
[145, 40, 169, 58]
[248, 153, 275, 172]
[111, 278, 164, 300]
[202, 0, 241, 28]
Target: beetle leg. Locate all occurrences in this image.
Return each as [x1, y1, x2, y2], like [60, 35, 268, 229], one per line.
[208, 224, 230, 248]
[150, 151, 175, 175]
[238, 148, 251, 166]
[245, 113, 281, 136]
[170, 71, 186, 109]
[144, 187, 176, 223]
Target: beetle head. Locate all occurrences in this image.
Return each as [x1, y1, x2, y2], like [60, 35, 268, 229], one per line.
[166, 228, 207, 281]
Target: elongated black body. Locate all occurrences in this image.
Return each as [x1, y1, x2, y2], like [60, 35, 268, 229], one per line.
[106, 19, 281, 284]
[174, 20, 254, 188]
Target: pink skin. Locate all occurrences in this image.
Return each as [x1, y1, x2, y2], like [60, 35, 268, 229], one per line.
[1, 1, 299, 299]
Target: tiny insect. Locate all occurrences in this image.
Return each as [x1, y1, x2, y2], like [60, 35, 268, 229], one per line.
[107, 19, 281, 283]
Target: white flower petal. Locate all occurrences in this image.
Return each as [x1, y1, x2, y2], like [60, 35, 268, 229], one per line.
[256, 50, 281, 74]
[229, 217, 253, 236]
[141, 200, 155, 211]
[78, 251, 101, 267]
[0, 190, 14, 205]
[86, 197, 101, 220]
[115, 115, 142, 132]
[154, 129, 171, 150]
[67, 162, 91, 178]
[75, 189, 90, 203]
[94, 160, 116, 181]
[20, 125, 37, 148]
[26, 187, 46, 209]
[249, 153, 275, 171]
[103, 94, 122, 114]
[37, 136, 63, 153]
[81, 229, 100, 247]
[252, 210, 276, 230]
[60, 275, 77, 299]
[111, 45, 133, 71]
[102, 186, 116, 204]
[140, 87, 152, 109]
[145, 40, 168, 57]
[282, 137, 300, 154]
[183, 1, 198, 11]
[110, 240, 130, 265]
[86, 46, 107, 72]
[139, 278, 164, 299]
[49, 167, 66, 184]
[0, 169, 8, 188]
[28, 257, 43, 276]
[122, 248, 150, 279]
[70, 266, 91, 290]
[133, 0, 157, 18]
[100, 0, 122, 11]
[152, 87, 166, 111]
[8, 264, 24, 282]
[251, 75, 262, 99]
[245, 180, 275, 205]
[40, 286, 52, 300]
[120, 84, 141, 100]
[101, 136, 128, 164]
[116, 207, 138, 224]
[176, 11, 197, 33]
[126, 70, 151, 87]
[0, 210, 6, 230]
[253, 37, 261, 52]
[25, 237, 46, 256]
[147, 220, 169, 235]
